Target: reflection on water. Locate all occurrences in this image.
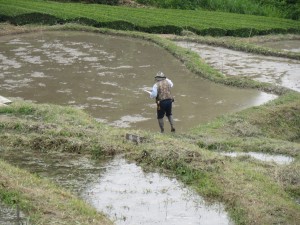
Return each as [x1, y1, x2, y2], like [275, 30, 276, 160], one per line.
[221, 152, 294, 165]
[0, 151, 233, 225]
[176, 41, 300, 92]
[83, 157, 233, 225]
[0, 31, 276, 132]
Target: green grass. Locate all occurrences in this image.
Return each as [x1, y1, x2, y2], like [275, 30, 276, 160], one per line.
[136, 0, 299, 20]
[0, 0, 299, 36]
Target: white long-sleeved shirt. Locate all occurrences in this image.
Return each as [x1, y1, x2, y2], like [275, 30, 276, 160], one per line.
[150, 78, 173, 99]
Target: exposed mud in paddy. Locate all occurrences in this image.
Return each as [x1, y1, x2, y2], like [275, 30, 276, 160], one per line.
[0, 151, 233, 225]
[0, 31, 276, 132]
[175, 41, 300, 92]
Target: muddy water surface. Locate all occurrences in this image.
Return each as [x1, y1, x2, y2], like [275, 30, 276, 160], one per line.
[176, 41, 300, 92]
[0, 31, 276, 132]
[0, 150, 233, 225]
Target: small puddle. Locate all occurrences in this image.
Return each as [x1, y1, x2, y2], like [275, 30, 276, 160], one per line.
[220, 152, 294, 165]
[0, 150, 233, 225]
[176, 41, 300, 92]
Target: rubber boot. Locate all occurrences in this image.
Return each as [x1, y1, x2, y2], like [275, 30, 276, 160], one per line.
[168, 116, 175, 132]
[158, 118, 164, 133]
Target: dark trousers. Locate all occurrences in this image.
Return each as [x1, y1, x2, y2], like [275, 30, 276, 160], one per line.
[157, 99, 172, 119]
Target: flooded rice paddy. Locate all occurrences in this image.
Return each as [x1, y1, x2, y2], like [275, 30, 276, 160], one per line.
[0, 31, 277, 132]
[176, 41, 300, 92]
[0, 150, 233, 225]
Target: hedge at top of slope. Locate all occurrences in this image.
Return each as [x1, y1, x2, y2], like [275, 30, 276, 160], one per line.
[0, 0, 299, 37]
[136, 0, 300, 21]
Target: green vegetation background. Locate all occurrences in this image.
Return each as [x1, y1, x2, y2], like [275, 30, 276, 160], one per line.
[53, 0, 300, 20]
[1, 0, 299, 37]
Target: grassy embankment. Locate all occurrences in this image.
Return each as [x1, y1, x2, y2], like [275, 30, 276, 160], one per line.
[0, 1, 300, 224]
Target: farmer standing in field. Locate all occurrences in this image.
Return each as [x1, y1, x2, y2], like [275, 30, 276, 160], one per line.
[148, 71, 175, 133]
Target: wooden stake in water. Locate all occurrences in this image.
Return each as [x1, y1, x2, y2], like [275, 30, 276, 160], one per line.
[16, 204, 20, 225]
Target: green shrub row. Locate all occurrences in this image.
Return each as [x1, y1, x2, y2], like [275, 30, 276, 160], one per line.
[0, 0, 299, 37]
[52, 0, 119, 4]
[2, 12, 299, 37]
[136, 0, 300, 20]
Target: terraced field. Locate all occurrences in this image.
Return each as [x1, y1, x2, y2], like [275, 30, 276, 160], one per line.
[0, 0, 299, 36]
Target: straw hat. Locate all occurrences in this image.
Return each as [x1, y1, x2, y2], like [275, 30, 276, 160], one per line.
[155, 71, 166, 81]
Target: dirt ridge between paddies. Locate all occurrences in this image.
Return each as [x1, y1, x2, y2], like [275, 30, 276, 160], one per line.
[0, 23, 300, 224]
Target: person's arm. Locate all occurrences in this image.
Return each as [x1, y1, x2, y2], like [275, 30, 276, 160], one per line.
[150, 83, 158, 99]
[166, 78, 173, 87]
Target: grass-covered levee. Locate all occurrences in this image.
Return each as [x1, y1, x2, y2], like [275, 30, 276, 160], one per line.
[0, 3, 299, 224]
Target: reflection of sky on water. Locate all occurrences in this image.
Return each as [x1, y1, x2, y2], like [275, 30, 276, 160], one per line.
[109, 114, 151, 128]
[245, 92, 276, 107]
[83, 157, 233, 225]
[221, 152, 294, 165]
